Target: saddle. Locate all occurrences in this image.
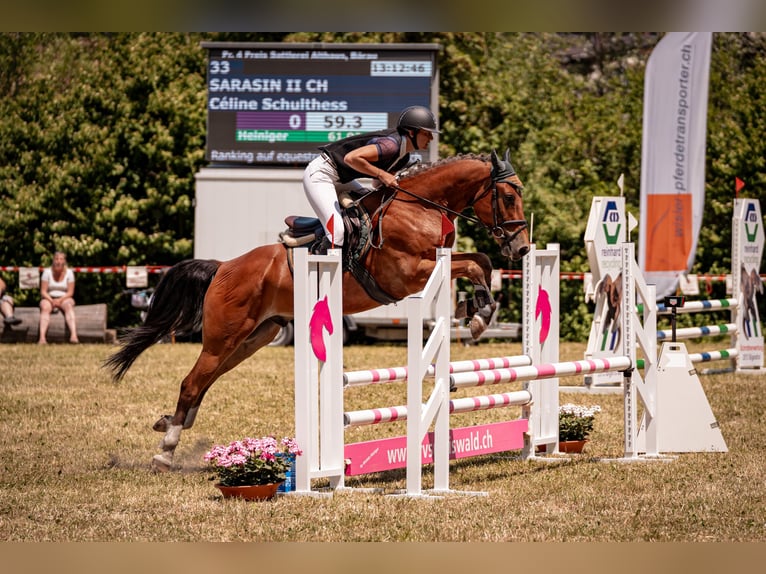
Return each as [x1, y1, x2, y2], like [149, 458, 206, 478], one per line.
[279, 192, 399, 305]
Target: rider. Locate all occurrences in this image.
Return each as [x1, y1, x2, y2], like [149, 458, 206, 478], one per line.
[302, 105, 440, 254]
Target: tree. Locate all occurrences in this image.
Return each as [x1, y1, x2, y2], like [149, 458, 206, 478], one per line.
[0, 32, 763, 335]
[0, 33, 207, 324]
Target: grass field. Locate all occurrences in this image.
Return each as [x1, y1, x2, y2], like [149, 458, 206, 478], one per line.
[1, 340, 765, 542]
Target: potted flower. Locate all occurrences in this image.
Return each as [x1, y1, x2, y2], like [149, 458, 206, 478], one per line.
[204, 435, 302, 500]
[557, 403, 601, 453]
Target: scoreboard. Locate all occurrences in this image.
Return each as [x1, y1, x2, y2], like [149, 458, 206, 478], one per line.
[201, 42, 441, 166]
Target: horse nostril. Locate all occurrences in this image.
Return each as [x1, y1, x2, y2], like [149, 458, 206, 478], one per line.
[518, 245, 530, 257]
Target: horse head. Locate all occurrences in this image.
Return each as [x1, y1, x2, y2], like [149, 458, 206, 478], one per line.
[472, 149, 530, 261]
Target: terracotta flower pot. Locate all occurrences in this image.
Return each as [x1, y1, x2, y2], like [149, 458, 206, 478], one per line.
[536, 439, 589, 454]
[558, 439, 588, 453]
[215, 482, 281, 501]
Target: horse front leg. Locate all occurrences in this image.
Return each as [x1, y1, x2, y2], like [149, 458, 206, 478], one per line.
[450, 252, 498, 339]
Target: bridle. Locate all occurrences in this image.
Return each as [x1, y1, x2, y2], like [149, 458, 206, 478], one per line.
[386, 158, 528, 244]
[476, 162, 528, 243]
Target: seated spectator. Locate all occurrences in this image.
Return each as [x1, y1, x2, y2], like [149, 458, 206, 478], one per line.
[0, 277, 22, 326]
[39, 251, 79, 344]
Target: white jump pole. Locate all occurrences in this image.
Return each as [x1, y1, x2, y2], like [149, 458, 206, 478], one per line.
[522, 243, 560, 457]
[403, 248, 452, 497]
[343, 354, 533, 387]
[293, 248, 344, 495]
[620, 241, 660, 459]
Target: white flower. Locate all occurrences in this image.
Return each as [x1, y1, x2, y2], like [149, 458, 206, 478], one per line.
[559, 403, 601, 418]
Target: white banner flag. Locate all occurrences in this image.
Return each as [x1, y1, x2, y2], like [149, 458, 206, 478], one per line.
[639, 32, 712, 300]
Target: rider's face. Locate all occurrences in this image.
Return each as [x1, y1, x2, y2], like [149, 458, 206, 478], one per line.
[414, 129, 433, 150]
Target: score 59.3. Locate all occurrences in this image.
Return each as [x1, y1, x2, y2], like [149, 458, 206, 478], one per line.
[323, 114, 363, 129]
[305, 112, 387, 132]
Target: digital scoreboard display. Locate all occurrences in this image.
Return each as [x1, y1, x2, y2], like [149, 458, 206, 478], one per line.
[201, 42, 441, 166]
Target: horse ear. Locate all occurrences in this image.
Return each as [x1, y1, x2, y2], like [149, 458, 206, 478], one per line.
[503, 148, 517, 175]
[491, 149, 500, 167]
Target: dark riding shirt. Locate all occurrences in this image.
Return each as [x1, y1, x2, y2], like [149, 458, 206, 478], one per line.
[319, 128, 411, 183]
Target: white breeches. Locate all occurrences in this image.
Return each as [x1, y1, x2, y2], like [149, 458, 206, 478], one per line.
[303, 155, 364, 246]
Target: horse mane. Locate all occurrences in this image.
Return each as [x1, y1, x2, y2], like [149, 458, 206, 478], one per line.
[398, 153, 489, 182]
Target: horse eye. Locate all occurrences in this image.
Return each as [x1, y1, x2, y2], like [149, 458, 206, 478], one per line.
[502, 181, 522, 197]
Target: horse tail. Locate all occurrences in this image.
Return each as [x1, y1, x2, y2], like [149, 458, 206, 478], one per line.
[104, 259, 221, 382]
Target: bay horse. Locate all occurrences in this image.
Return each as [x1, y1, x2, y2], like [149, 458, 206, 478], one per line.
[105, 149, 530, 471]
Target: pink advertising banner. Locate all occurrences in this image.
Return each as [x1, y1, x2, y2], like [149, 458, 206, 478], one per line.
[344, 419, 528, 476]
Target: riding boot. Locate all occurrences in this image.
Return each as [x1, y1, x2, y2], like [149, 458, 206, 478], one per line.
[314, 235, 333, 255]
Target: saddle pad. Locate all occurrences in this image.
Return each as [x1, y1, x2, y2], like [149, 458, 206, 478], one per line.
[284, 215, 321, 231]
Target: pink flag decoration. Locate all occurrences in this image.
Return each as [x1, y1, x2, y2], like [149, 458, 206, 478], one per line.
[535, 285, 551, 345]
[309, 295, 334, 362]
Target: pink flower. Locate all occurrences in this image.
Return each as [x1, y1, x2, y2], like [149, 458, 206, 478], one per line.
[204, 435, 303, 486]
[281, 437, 303, 455]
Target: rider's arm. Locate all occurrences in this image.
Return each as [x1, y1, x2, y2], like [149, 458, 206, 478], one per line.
[344, 144, 398, 188]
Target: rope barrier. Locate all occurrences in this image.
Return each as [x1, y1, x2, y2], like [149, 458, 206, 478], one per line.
[0, 265, 170, 274]
[1, 264, 762, 282]
[496, 270, 764, 282]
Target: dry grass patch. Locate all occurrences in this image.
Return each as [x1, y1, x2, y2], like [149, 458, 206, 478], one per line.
[0, 341, 764, 541]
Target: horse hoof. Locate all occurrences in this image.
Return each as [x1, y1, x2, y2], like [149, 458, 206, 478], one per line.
[152, 415, 172, 432]
[151, 454, 173, 473]
[469, 315, 487, 339]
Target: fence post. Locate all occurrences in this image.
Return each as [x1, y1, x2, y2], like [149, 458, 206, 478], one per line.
[405, 248, 451, 496]
[293, 248, 344, 494]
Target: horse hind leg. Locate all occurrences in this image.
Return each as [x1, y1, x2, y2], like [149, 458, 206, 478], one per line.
[151, 319, 283, 472]
[151, 352, 235, 472]
[151, 407, 199, 432]
[178, 319, 282, 430]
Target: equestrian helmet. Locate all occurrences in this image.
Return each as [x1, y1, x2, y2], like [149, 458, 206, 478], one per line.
[397, 106, 441, 134]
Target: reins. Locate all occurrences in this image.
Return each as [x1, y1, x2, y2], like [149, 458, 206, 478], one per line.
[389, 181, 481, 225]
[349, 156, 528, 249]
[386, 167, 528, 243]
